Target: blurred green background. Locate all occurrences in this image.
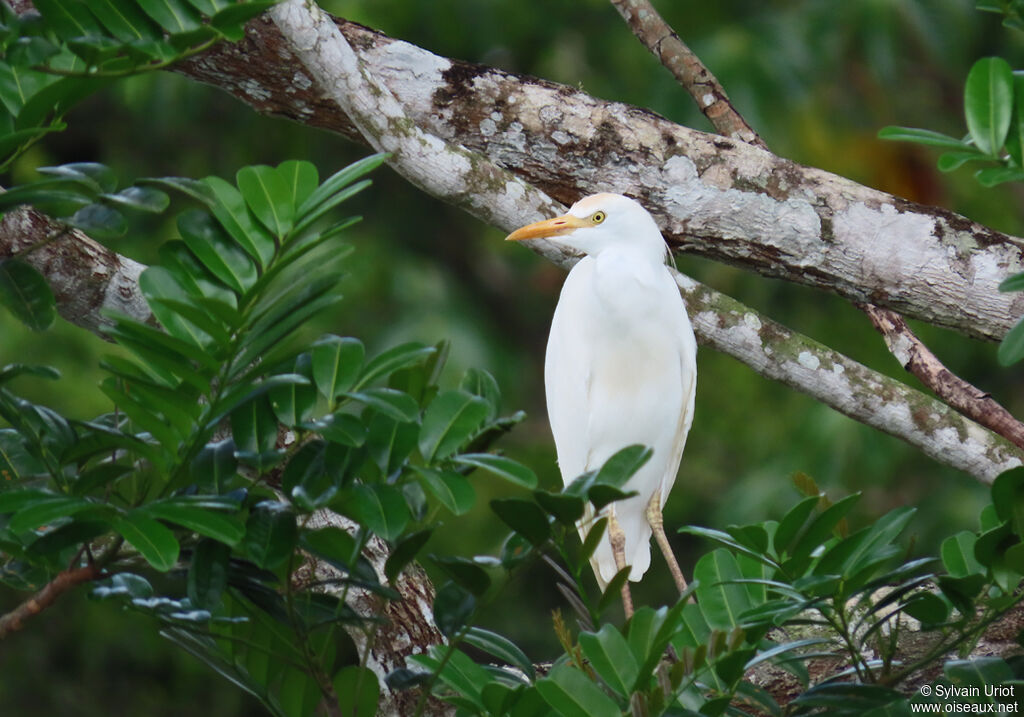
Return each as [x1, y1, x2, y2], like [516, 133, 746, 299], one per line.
[4, 0, 1024, 713]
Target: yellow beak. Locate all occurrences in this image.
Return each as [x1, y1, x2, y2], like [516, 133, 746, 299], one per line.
[505, 213, 588, 241]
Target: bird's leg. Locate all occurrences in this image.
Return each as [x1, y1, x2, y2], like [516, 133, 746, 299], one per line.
[606, 508, 634, 619]
[646, 493, 692, 600]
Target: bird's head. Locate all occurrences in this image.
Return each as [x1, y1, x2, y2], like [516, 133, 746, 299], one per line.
[506, 193, 667, 262]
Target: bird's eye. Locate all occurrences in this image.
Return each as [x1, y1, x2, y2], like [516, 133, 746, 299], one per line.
[592, 211, 606, 224]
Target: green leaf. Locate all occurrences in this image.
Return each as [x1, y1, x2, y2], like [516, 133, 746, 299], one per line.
[579, 623, 639, 697]
[597, 567, 632, 614]
[344, 388, 420, 423]
[139, 267, 215, 347]
[90, 0, 161, 42]
[157, 241, 236, 309]
[463, 626, 535, 680]
[580, 516, 609, 563]
[937, 150, 986, 172]
[141, 499, 244, 546]
[0, 429, 46, 481]
[364, 413, 418, 476]
[976, 166, 1024, 186]
[187, 440, 236, 495]
[1006, 75, 1024, 166]
[135, 0, 202, 33]
[116, 513, 180, 572]
[188, 538, 229, 610]
[773, 494, 820, 556]
[203, 175, 276, 268]
[178, 209, 257, 294]
[415, 467, 475, 515]
[533, 489, 585, 526]
[433, 581, 475, 637]
[37, 163, 115, 192]
[298, 153, 387, 219]
[693, 549, 751, 630]
[290, 180, 370, 238]
[300, 526, 356, 570]
[964, 57, 1014, 156]
[942, 531, 986, 578]
[431, 554, 491, 595]
[9, 495, 100, 533]
[33, 0, 104, 38]
[311, 335, 364, 399]
[997, 315, 1024, 365]
[242, 501, 297, 570]
[536, 663, 621, 717]
[314, 412, 367, 447]
[236, 164, 294, 238]
[279, 666, 321, 717]
[100, 186, 170, 213]
[283, 440, 347, 511]
[902, 592, 949, 625]
[384, 528, 432, 584]
[419, 389, 489, 461]
[992, 467, 1024, 535]
[0, 488, 55, 514]
[333, 665, 379, 717]
[490, 498, 550, 546]
[0, 259, 56, 331]
[347, 483, 409, 541]
[453, 453, 538, 489]
[276, 160, 318, 218]
[944, 657, 1014, 690]
[268, 355, 317, 427]
[230, 395, 278, 469]
[594, 444, 651, 488]
[355, 342, 436, 390]
[140, 176, 215, 205]
[877, 126, 970, 150]
[210, 2, 276, 41]
[999, 271, 1024, 293]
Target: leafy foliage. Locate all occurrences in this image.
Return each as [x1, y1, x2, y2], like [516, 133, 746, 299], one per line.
[396, 471, 1024, 717]
[0, 153, 535, 716]
[0, 0, 274, 171]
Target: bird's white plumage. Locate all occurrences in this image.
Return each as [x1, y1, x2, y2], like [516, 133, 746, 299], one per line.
[526, 194, 697, 587]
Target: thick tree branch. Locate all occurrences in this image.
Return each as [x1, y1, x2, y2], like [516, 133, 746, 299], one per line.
[0, 206, 151, 331]
[176, 15, 1024, 342]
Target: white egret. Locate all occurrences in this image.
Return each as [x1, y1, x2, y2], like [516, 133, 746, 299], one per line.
[507, 193, 697, 616]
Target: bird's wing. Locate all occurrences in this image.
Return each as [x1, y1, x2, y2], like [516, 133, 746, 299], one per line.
[660, 280, 698, 505]
[544, 258, 595, 486]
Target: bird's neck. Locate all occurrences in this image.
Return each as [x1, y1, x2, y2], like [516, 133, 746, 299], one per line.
[590, 247, 669, 318]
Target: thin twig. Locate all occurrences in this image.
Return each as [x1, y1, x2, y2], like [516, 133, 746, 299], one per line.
[0, 562, 102, 639]
[860, 304, 1024, 450]
[609, 0, 1024, 457]
[609, 0, 764, 148]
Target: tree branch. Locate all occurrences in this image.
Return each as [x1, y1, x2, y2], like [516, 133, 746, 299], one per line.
[860, 304, 1024, 450]
[608, 0, 764, 148]
[0, 206, 151, 330]
[0, 562, 102, 639]
[177, 14, 1024, 342]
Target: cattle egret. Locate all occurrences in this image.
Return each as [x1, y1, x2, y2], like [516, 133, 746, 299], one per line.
[507, 193, 697, 616]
